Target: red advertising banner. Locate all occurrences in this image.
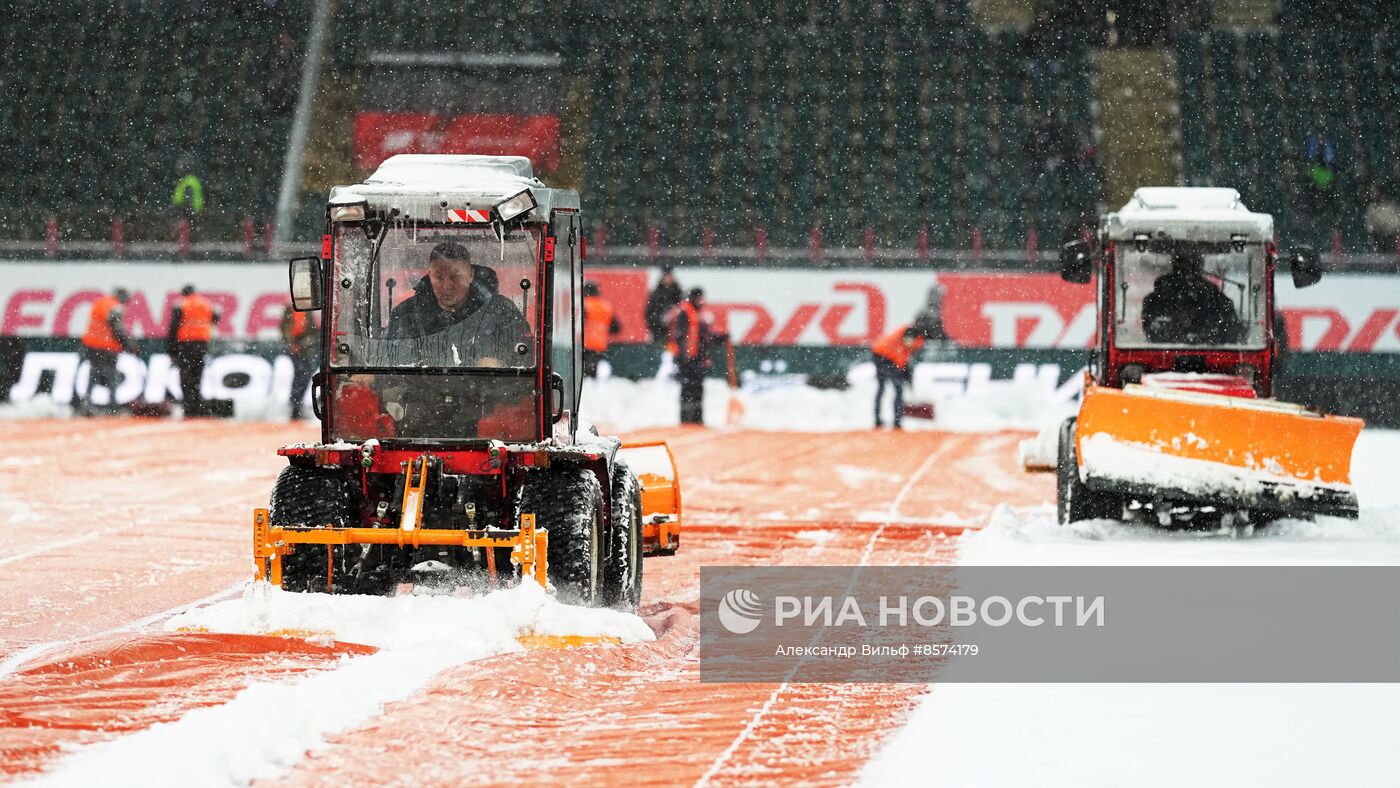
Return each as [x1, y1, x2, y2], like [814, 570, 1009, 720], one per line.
[4, 263, 1399, 352]
[353, 112, 561, 171]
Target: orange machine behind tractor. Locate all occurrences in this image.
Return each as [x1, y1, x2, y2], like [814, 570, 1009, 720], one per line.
[1030, 187, 1363, 529]
[251, 155, 681, 609]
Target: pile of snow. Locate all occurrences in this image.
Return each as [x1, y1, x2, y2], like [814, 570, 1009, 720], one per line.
[864, 430, 1400, 788]
[166, 580, 653, 646]
[26, 582, 650, 787]
[864, 682, 1400, 788]
[579, 371, 1065, 433]
[1016, 417, 1065, 470]
[1077, 430, 1354, 504]
[960, 503, 1400, 567]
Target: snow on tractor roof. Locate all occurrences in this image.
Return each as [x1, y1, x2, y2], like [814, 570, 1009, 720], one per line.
[367, 154, 541, 191]
[1103, 186, 1273, 242]
[329, 154, 579, 222]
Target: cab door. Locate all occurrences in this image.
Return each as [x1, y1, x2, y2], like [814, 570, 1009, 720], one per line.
[548, 211, 583, 442]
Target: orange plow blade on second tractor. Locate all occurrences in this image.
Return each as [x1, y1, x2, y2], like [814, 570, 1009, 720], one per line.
[618, 441, 683, 555]
[1075, 382, 1364, 518]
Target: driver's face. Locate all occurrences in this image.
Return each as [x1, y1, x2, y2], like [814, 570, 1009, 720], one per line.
[428, 256, 473, 310]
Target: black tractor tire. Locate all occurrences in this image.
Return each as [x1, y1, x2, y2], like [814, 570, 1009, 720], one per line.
[602, 459, 644, 612]
[1056, 417, 1122, 525]
[517, 467, 603, 606]
[268, 465, 355, 593]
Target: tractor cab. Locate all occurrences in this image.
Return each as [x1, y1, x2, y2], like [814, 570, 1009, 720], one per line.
[259, 155, 681, 604]
[290, 154, 584, 446]
[1060, 187, 1320, 397]
[1037, 186, 1361, 527]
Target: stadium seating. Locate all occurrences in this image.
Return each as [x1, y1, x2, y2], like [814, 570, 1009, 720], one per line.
[1175, 27, 1400, 248]
[0, 0, 308, 242]
[574, 16, 1093, 251]
[31, 1, 1353, 255]
[2, 0, 1095, 252]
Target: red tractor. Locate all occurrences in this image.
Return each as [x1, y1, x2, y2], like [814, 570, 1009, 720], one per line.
[1035, 187, 1362, 528]
[251, 155, 680, 609]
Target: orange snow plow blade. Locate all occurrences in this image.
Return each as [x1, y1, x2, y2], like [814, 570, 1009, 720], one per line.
[618, 441, 682, 555]
[516, 634, 623, 650]
[1075, 382, 1363, 516]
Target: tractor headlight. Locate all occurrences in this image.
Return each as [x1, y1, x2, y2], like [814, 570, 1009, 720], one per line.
[329, 198, 367, 222]
[493, 189, 537, 223]
[1120, 364, 1145, 384]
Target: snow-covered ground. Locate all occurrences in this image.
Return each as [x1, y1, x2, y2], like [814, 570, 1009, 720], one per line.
[4, 363, 1068, 431]
[862, 429, 1400, 788]
[578, 368, 1073, 432]
[13, 374, 1399, 786]
[21, 583, 651, 788]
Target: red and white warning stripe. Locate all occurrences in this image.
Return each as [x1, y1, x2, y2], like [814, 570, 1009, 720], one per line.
[446, 208, 491, 223]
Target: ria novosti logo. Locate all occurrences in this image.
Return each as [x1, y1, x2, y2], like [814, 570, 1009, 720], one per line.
[715, 588, 1107, 634]
[717, 588, 764, 634]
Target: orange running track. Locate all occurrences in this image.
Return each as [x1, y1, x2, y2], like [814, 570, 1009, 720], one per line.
[0, 419, 1050, 785]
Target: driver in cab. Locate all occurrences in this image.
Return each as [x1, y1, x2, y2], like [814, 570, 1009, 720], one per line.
[1141, 249, 1245, 345]
[361, 240, 531, 439]
[386, 241, 529, 365]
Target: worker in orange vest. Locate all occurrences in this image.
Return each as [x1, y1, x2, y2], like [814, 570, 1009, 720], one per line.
[280, 304, 318, 420]
[669, 288, 727, 425]
[582, 281, 621, 378]
[77, 287, 137, 417]
[166, 284, 220, 417]
[871, 313, 943, 429]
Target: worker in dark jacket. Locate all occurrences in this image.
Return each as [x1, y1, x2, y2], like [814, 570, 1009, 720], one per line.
[167, 284, 219, 417]
[645, 266, 682, 344]
[871, 313, 942, 429]
[670, 287, 727, 425]
[78, 287, 137, 416]
[385, 241, 530, 366]
[1141, 251, 1244, 345]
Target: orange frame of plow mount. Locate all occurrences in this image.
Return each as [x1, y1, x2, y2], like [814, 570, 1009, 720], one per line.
[620, 440, 683, 555]
[252, 509, 548, 592]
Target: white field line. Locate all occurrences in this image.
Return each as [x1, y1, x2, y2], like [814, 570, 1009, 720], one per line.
[0, 533, 106, 568]
[695, 437, 960, 788]
[0, 486, 260, 567]
[0, 582, 245, 681]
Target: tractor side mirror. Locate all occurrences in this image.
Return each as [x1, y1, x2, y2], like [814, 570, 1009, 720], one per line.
[289, 257, 324, 311]
[1288, 246, 1322, 288]
[1059, 240, 1093, 284]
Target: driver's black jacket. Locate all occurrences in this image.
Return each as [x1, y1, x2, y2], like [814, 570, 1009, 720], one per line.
[383, 264, 530, 365]
[1141, 271, 1245, 345]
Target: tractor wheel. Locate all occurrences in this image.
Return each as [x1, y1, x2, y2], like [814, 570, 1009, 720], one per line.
[602, 459, 644, 612]
[517, 467, 603, 606]
[1056, 418, 1122, 525]
[268, 465, 354, 593]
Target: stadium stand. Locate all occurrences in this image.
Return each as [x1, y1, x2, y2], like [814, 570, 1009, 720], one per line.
[26, 0, 1400, 256]
[573, 17, 1094, 251]
[1175, 25, 1400, 249]
[4, 0, 1100, 254]
[0, 0, 308, 244]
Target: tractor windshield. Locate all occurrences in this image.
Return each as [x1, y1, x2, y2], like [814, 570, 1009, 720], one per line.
[1114, 241, 1266, 350]
[323, 223, 543, 444]
[330, 223, 540, 369]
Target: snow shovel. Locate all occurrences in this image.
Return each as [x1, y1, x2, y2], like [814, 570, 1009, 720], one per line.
[902, 402, 936, 421]
[724, 339, 745, 428]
